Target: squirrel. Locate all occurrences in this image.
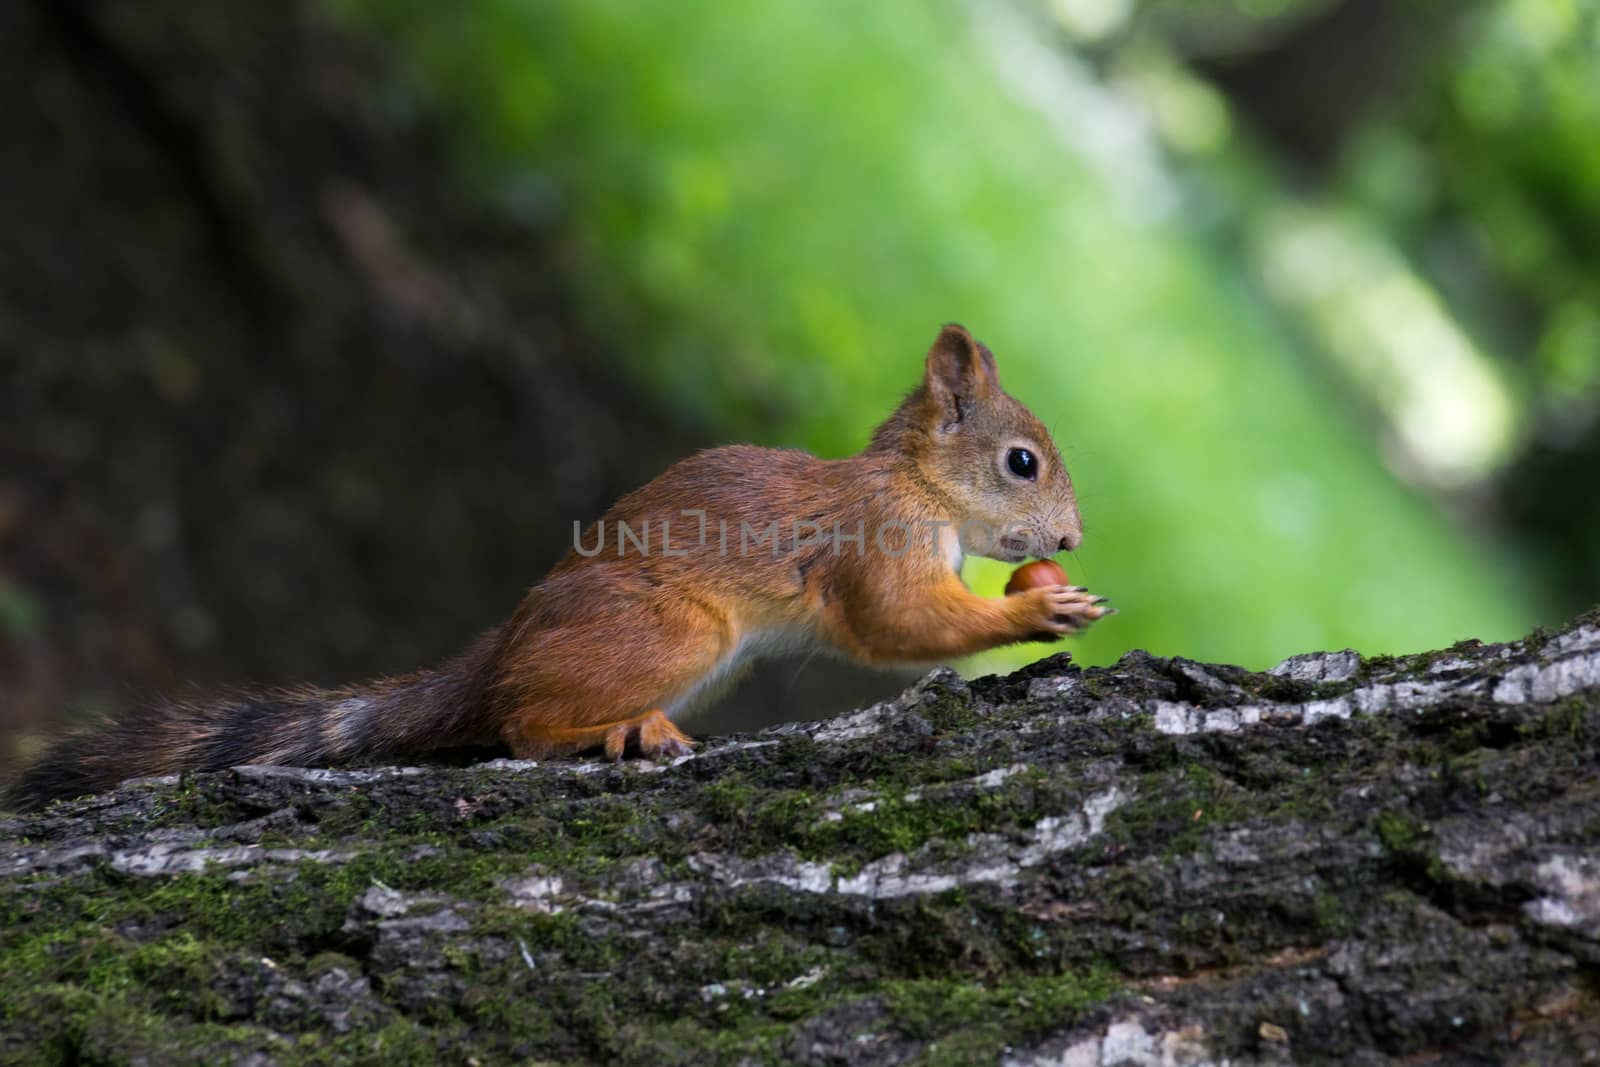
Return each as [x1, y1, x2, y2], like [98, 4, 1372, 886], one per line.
[9, 324, 1109, 810]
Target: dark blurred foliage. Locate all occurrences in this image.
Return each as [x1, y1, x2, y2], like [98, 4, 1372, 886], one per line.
[0, 0, 904, 774]
[1151, 0, 1600, 606]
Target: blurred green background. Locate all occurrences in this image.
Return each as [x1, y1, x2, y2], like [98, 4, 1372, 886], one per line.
[2, 0, 1597, 766]
[333, 0, 1593, 670]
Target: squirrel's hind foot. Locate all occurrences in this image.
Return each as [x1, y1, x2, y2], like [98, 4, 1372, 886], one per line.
[603, 709, 695, 762]
[505, 708, 695, 762]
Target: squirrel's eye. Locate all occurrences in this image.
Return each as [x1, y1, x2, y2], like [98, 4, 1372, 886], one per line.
[1006, 448, 1037, 480]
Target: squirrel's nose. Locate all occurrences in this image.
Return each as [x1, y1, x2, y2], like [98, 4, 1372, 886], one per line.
[1058, 532, 1080, 552]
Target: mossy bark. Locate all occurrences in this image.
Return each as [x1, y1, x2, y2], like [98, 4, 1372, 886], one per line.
[4, 611, 1599, 1065]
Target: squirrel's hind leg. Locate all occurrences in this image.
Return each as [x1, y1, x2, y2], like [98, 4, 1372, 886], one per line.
[496, 580, 728, 761]
[511, 709, 694, 761]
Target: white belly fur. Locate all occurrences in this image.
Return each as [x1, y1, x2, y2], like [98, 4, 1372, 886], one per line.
[663, 625, 826, 721]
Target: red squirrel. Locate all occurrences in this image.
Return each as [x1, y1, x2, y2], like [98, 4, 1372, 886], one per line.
[11, 325, 1109, 809]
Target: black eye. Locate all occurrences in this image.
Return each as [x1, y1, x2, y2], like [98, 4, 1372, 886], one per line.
[1006, 448, 1037, 480]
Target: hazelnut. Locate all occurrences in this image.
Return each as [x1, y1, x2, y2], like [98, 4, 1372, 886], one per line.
[1004, 559, 1069, 596]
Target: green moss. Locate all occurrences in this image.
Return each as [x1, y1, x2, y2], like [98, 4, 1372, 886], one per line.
[690, 758, 1069, 872]
[922, 692, 981, 733]
[4, 988, 297, 1067]
[526, 936, 1119, 1065]
[1312, 889, 1355, 936]
[1359, 653, 1401, 680]
[1251, 674, 1314, 703]
[1526, 696, 1595, 743]
[702, 779, 759, 824]
[290, 1020, 459, 1065]
[883, 967, 1119, 1061]
[1374, 812, 1422, 853]
[809, 795, 976, 860]
[1106, 763, 1255, 857]
[1370, 811, 1465, 894]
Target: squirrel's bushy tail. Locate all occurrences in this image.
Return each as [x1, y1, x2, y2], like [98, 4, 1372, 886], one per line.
[8, 633, 502, 812]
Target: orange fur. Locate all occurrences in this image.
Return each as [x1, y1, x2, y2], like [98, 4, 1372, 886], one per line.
[480, 323, 1104, 759]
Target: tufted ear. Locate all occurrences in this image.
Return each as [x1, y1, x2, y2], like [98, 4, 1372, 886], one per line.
[923, 324, 1000, 432]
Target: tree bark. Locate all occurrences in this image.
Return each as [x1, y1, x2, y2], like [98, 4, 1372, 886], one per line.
[4, 609, 1597, 1064]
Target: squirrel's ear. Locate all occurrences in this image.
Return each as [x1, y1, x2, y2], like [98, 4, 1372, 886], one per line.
[923, 324, 1000, 431]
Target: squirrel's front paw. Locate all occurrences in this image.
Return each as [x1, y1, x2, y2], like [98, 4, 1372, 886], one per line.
[1018, 585, 1111, 641]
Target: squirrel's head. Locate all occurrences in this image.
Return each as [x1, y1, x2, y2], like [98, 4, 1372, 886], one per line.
[884, 324, 1083, 564]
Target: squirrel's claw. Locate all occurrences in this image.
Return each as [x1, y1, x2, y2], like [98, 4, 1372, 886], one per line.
[1029, 583, 1116, 636]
